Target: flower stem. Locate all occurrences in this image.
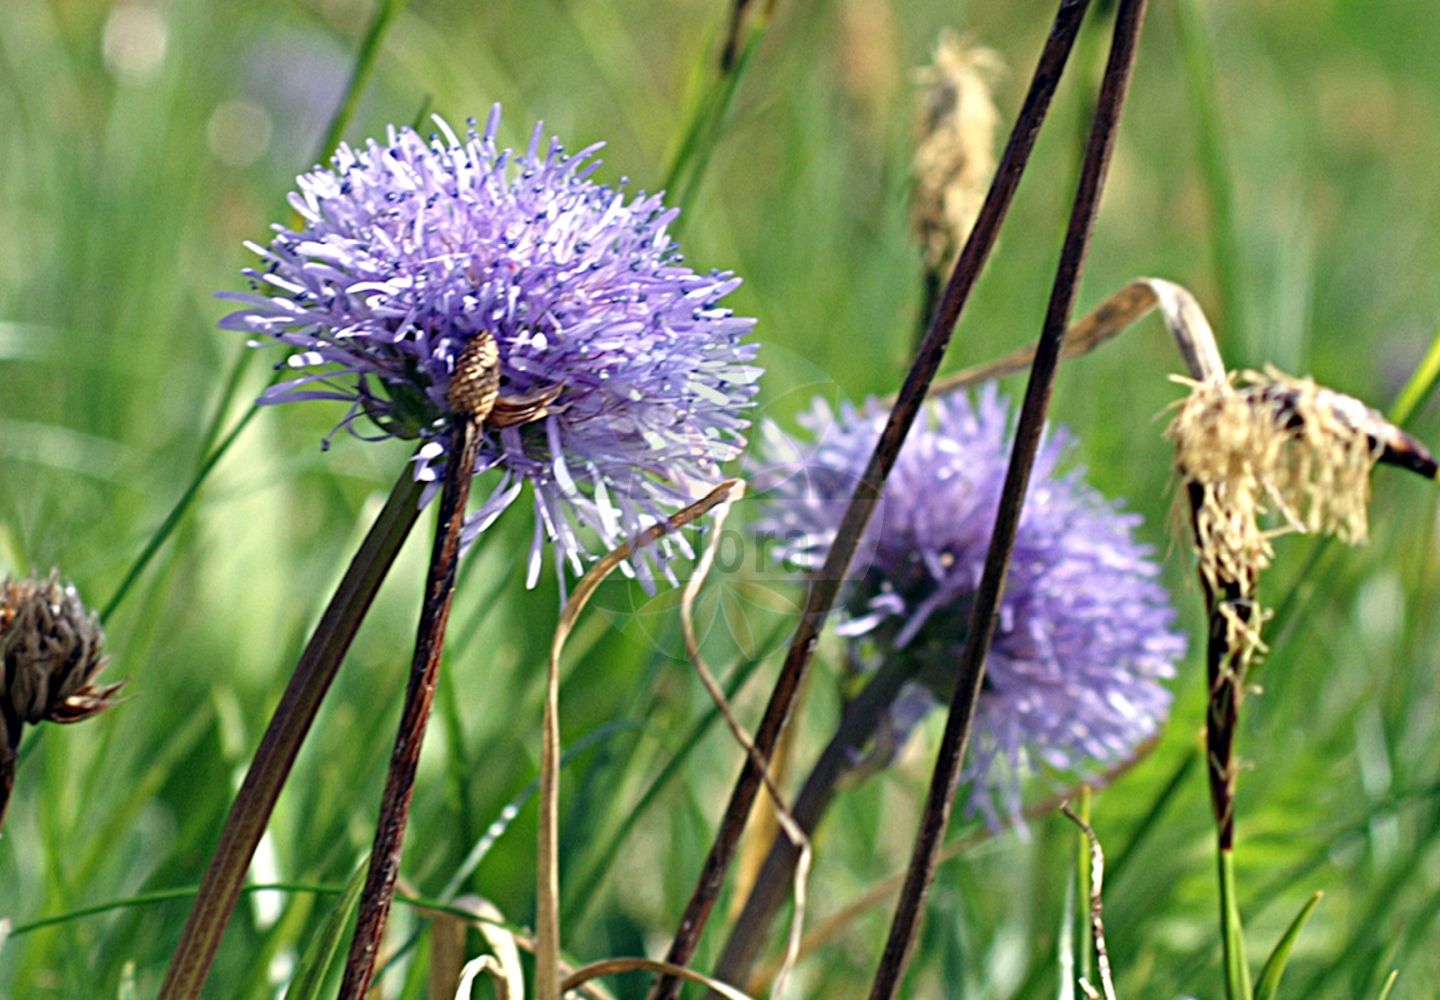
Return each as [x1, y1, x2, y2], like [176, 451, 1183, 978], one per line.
[709, 657, 913, 989]
[648, 5, 1091, 994]
[1218, 847, 1254, 1000]
[157, 470, 423, 1000]
[339, 417, 482, 998]
[867, 2, 1146, 996]
[663, 0, 774, 216]
[1191, 476, 1255, 999]
[0, 718, 19, 835]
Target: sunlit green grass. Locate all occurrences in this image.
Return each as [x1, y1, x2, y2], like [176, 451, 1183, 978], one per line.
[4, 1, 1440, 996]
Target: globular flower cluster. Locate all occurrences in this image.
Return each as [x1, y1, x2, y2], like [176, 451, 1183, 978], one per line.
[753, 388, 1185, 825]
[223, 107, 760, 586]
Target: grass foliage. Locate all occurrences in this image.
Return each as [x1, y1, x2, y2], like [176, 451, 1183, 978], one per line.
[3, 0, 1440, 996]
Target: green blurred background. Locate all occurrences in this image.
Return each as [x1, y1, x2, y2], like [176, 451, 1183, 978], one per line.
[3, 0, 1440, 996]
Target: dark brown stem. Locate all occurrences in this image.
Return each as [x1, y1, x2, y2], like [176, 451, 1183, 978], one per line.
[648, 5, 1093, 996]
[339, 417, 482, 997]
[868, 2, 1147, 996]
[719, 0, 756, 71]
[1189, 479, 1253, 853]
[914, 266, 944, 357]
[158, 471, 423, 1000]
[0, 713, 19, 835]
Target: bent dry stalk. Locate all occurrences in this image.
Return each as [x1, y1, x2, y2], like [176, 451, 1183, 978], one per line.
[339, 333, 553, 996]
[1061, 804, 1117, 1000]
[868, 1, 1147, 995]
[649, 4, 1094, 994]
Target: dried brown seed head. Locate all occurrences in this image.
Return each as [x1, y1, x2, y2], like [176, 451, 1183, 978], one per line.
[1168, 367, 1398, 600]
[910, 29, 1003, 274]
[1, 570, 121, 733]
[447, 332, 501, 420]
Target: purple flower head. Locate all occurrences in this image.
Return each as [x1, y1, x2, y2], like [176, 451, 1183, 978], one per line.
[222, 107, 761, 587]
[752, 387, 1184, 827]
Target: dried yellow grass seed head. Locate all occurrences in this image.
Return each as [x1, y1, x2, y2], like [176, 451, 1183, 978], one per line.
[1167, 367, 1385, 597]
[911, 29, 1003, 274]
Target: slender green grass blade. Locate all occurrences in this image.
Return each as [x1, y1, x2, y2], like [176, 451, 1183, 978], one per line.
[562, 648, 770, 925]
[100, 0, 410, 622]
[1254, 891, 1322, 1000]
[282, 859, 369, 1000]
[117, 961, 137, 1000]
[669, 20, 770, 214]
[367, 719, 644, 982]
[438, 718, 641, 900]
[9, 882, 518, 938]
[661, 3, 773, 229]
[1075, 787, 1093, 988]
[315, 0, 412, 160]
[1107, 749, 1196, 884]
[1388, 325, 1440, 427]
[1056, 856, 1076, 1000]
[1377, 970, 1400, 1000]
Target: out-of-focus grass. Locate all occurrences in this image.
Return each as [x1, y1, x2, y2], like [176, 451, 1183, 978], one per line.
[3, 1, 1440, 997]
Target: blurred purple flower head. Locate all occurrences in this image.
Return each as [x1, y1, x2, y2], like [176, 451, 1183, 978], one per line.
[222, 107, 761, 587]
[752, 387, 1184, 826]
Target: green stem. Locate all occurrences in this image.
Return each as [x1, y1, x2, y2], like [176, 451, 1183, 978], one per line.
[100, 402, 260, 622]
[316, 0, 413, 164]
[562, 646, 771, 927]
[1218, 848, 1254, 1000]
[1075, 786, 1094, 988]
[661, 1, 773, 220]
[10, 881, 519, 939]
[156, 470, 423, 1000]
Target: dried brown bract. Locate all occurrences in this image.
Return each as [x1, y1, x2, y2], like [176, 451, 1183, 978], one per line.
[910, 29, 1003, 275]
[2, 570, 119, 729]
